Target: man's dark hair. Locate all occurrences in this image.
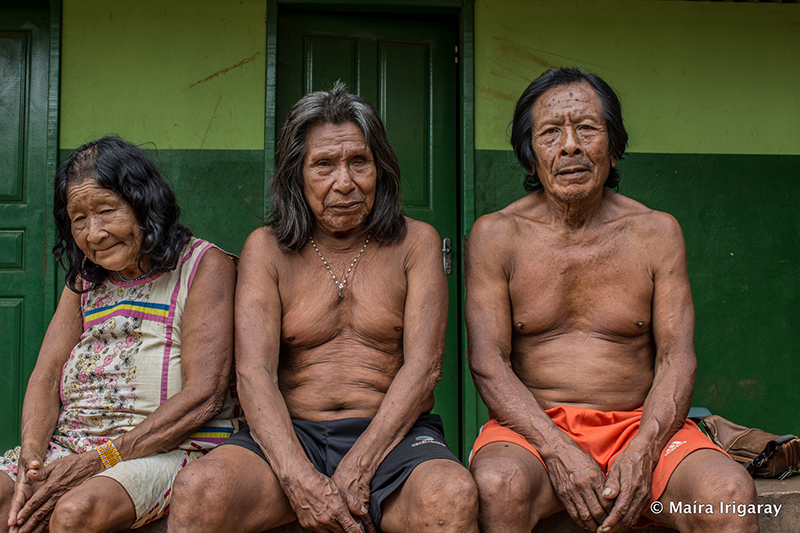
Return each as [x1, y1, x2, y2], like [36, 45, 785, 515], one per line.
[510, 67, 628, 192]
[53, 136, 192, 291]
[268, 82, 406, 250]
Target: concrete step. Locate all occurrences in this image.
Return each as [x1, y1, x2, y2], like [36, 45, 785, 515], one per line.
[133, 476, 799, 533]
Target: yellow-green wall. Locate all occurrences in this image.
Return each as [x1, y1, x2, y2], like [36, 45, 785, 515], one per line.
[475, 0, 800, 155]
[60, 0, 266, 150]
[61, 0, 800, 154]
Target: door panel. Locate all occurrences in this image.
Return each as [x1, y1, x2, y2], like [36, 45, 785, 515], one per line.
[0, 34, 25, 202]
[0, 9, 54, 452]
[278, 11, 462, 454]
[381, 42, 430, 209]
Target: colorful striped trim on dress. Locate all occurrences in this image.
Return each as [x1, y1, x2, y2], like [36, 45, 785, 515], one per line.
[84, 301, 170, 329]
[187, 426, 236, 445]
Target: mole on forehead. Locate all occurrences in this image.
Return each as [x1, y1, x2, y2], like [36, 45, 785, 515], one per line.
[541, 83, 596, 105]
[545, 93, 592, 106]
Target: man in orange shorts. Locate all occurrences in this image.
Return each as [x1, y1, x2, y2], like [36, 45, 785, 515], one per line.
[466, 67, 758, 533]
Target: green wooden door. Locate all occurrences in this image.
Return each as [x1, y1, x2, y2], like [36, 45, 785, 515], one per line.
[0, 8, 57, 452]
[278, 11, 462, 455]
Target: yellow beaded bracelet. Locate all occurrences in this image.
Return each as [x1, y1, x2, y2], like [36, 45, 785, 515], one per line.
[96, 440, 122, 469]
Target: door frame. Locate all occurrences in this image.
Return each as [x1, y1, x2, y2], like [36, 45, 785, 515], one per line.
[47, 0, 62, 312]
[263, 0, 478, 458]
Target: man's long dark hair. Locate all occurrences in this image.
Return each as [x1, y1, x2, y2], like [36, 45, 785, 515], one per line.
[53, 136, 192, 291]
[268, 82, 406, 250]
[510, 67, 628, 192]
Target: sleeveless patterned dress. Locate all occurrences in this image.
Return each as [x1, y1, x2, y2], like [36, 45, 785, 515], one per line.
[1, 237, 243, 478]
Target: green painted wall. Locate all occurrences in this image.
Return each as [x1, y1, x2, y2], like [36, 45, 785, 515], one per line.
[474, 150, 800, 435]
[472, 0, 800, 435]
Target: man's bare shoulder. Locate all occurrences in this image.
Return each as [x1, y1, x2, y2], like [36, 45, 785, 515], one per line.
[605, 192, 686, 270]
[244, 225, 303, 254]
[239, 226, 290, 275]
[470, 194, 543, 251]
[492, 192, 546, 220]
[396, 217, 442, 265]
[607, 191, 684, 240]
[403, 216, 441, 243]
[242, 225, 276, 248]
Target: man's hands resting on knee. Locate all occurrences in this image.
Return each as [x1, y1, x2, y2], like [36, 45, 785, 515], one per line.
[542, 435, 614, 532]
[282, 464, 373, 533]
[597, 442, 656, 533]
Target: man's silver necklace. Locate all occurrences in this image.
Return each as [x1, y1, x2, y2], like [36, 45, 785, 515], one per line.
[309, 235, 370, 300]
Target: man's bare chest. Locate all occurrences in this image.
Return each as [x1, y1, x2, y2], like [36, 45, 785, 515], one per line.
[277, 258, 407, 351]
[508, 238, 655, 336]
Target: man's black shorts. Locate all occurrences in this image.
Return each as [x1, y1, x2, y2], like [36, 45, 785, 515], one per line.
[222, 413, 459, 530]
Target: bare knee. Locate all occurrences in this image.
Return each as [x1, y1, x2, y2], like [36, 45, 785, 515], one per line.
[666, 452, 759, 533]
[471, 453, 540, 520]
[471, 445, 561, 531]
[1, 473, 14, 508]
[417, 461, 478, 520]
[387, 460, 478, 532]
[691, 466, 759, 532]
[50, 490, 104, 533]
[0, 475, 14, 533]
[472, 454, 529, 502]
[170, 457, 231, 530]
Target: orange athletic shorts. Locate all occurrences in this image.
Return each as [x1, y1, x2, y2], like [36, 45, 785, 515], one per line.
[469, 406, 725, 527]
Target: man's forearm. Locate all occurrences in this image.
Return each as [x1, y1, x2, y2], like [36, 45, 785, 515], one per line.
[630, 354, 695, 460]
[236, 369, 318, 481]
[340, 361, 440, 477]
[472, 360, 576, 459]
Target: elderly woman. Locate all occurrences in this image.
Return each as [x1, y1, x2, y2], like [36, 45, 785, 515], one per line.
[0, 137, 241, 533]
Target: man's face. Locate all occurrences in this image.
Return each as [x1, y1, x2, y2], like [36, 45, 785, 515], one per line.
[302, 121, 377, 236]
[530, 82, 616, 202]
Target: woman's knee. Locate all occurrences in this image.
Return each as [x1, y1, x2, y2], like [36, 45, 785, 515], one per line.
[49, 477, 135, 533]
[50, 489, 103, 533]
[0, 475, 16, 532]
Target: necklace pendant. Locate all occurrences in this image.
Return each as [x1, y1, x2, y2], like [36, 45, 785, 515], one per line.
[310, 235, 370, 304]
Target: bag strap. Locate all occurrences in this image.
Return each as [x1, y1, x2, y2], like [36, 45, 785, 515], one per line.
[746, 434, 798, 478]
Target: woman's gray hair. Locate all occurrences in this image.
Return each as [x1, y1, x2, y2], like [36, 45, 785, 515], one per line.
[268, 82, 406, 250]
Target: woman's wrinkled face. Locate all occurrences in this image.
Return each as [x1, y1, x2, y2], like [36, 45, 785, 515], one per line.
[66, 178, 145, 279]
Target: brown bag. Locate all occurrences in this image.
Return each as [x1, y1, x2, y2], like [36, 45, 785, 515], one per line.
[700, 414, 800, 479]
